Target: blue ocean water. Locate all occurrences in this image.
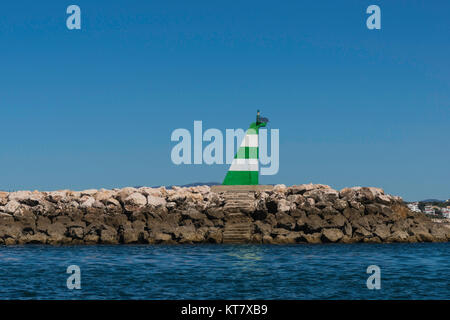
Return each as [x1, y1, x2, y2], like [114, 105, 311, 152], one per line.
[0, 243, 448, 300]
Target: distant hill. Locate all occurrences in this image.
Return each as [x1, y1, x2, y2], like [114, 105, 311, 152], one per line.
[178, 182, 221, 188]
[147, 182, 221, 189]
[420, 199, 444, 203]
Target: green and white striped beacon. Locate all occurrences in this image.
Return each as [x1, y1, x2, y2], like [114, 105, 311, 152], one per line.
[223, 110, 269, 185]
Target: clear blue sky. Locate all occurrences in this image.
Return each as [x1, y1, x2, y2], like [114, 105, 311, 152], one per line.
[0, 1, 448, 201]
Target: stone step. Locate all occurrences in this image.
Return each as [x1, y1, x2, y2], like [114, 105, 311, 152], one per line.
[224, 225, 251, 230]
[223, 205, 254, 210]
[223, 196, 254, 201]
[223, 200, 254, 205]
[224, 202, 254, 205]
[223, 240, 249, 244]
[226, 214, 251, 218]
[222, 218, 253, 243]
[223, 192, 254, 196]
[223, 192, 255, 198]
[224, 198, 254, 202]
[223, 239, 250, 244]
[223, 208, 254, 213]
[223, 234, 251, 238]
[224, 201, 254, 205]
[223, 237, 251, 242]
[224, 230, 251, 235]
[224, 226, 251, 230]
[225, 212, 251, 220]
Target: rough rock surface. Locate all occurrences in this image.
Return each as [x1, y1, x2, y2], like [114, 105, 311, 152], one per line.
[0, 185, 449, 245]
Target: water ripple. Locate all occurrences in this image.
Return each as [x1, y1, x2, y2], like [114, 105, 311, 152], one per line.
[0, 243, 448, 299]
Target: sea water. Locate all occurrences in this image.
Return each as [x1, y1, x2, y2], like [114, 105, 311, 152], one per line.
[0, 243, 448, 299]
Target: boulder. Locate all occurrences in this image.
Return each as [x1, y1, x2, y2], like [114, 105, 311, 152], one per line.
[325, 213, 347, 228]
[154, 232, 172, 243]
[206, 207, 224, 219]
[116, 187, 138, 203]
[147, 195, 167, 208]
[69, 226, 84, 240]
[387, 230, 409, 242]
[409, 226, 434, 242]
[206, 229, 223, 243]
[179, 230, 205, 243]
[277, 199, 292, 213]
[4, 201, 20, 214]
[121, 227, 139, 244]
[254, 221, 272, 235]
[81, 189, 98, 196]
[303, 188, 338, 203]
[376, 194, 392, 205]
[46, 191, 68, 203]
[100, 226, 118, 244]
[0, 192, 8, 206]
[301, 232, 322, 244]
[262, 234, 274, 244]
[305, 215, 326, 233]
[344, 222, 353, 236]
[181, 208, 207, 221]
[124, 193, 147, 211]
[275, 212, 296, 230]
[272, 232, 302, 244]
[373, 224, 391, 241]
[80, 197, 95, 209]
[273, 184, 287, 193]
[333, 199, 348, 211]
[355, 228, 373, 239]
[322, 228, 344, 242]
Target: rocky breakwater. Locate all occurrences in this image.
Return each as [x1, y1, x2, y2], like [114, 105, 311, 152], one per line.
[0, 184, 449, 245]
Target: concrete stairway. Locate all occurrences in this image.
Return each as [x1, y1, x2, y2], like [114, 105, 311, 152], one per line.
[223, 223, 252, 244]
[222, 191, 254, 243]
[223, 191, 255, 213]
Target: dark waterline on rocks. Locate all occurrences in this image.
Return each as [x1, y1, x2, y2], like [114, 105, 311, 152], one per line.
[0, 243, 448, 299]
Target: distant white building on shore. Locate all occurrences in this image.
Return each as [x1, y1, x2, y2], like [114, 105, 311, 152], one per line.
[424, 205, 435, 215]
[407, 202, 421, 213]
[441, 208, 450, 219]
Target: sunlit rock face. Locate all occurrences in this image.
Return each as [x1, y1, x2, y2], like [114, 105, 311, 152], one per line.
[0, 185, 448, 244]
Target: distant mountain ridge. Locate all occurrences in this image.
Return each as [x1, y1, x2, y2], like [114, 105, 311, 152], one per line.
[147, 182, 221, 189]
[419, 199, 445, 203]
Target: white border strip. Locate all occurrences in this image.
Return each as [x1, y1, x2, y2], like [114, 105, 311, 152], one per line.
[239, 134, 258, 148]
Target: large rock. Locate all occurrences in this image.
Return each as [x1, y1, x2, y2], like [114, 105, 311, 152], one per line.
[409, 226, 434, 242]
[124, 193, 147, 211]
[322, 228, 344, 242]
[305, 215, 326, 233]
[100, 226, 118, 244]
[147, 195, 167, 208]
[4, 201, 20, 214]
[277, 199, 292, 213]
[0, 192, 9, 206]
[387, 230, 409, 242]
[181, 208, 207, 221]
[80, 197, 95, 209]
[275, 212, 296, 230]
[206, 229, 223, 243]
[373, 224, 391, 241]
[303, 188, 338, 203]
[301, 232, 322, 244]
